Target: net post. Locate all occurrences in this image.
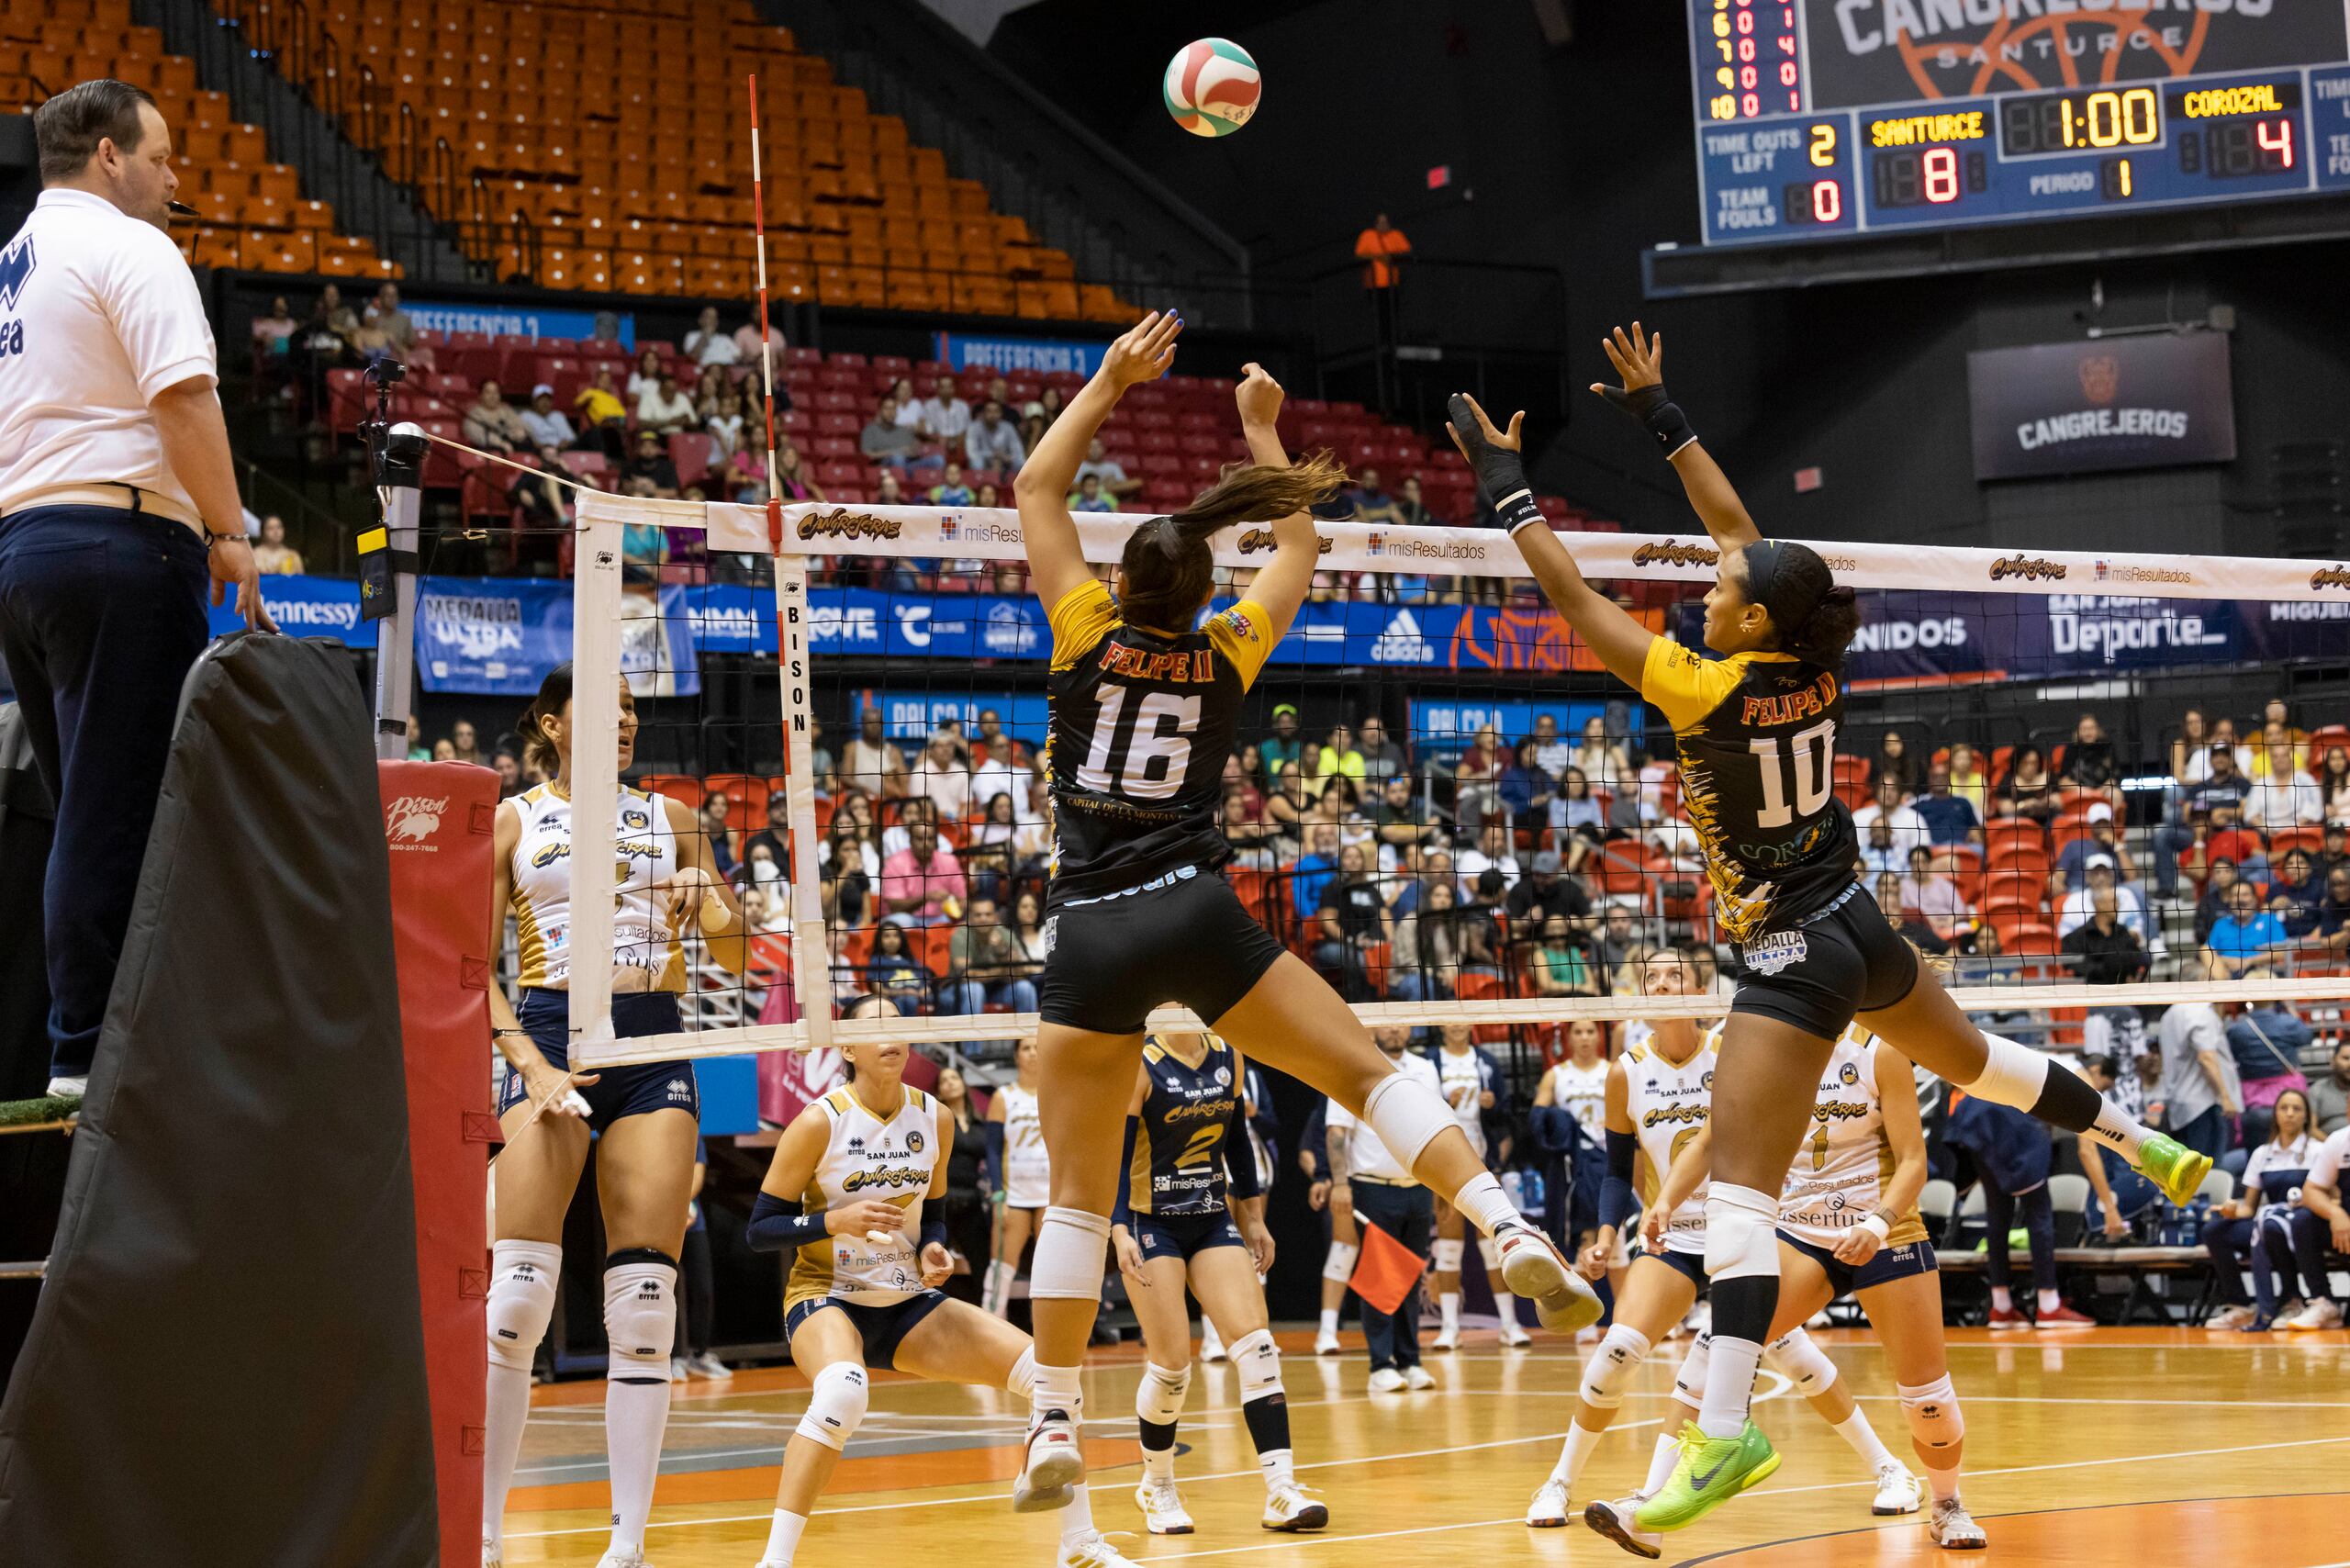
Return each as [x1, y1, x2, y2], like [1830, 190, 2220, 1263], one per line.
[566, 504, 624, 1056]
[365, 411, 427, 762]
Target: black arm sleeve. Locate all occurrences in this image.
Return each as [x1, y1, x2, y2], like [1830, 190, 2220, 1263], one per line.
[983, 1119, 1005, 1193]
[1601, 1128, 1640, 1230]
[1224, 1093, 1262, 1203]
[1113, 1115, 1139, 1231]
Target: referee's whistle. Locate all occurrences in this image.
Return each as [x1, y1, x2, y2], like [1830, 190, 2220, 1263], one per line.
[167, 200, 197, 218]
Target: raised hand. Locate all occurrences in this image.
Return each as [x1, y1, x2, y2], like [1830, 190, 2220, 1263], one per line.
[1592, 321, 1664, 402]
[1237, 361, 1284, 428]
[1101, 310, 1184, 389]
[1445, 391, 1524, 460]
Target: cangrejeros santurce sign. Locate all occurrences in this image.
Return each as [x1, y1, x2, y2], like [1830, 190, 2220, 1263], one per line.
[1967, 331, 2235, 479]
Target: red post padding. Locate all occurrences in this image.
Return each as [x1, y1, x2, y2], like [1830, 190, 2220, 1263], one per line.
[381, 762, 498, 1568]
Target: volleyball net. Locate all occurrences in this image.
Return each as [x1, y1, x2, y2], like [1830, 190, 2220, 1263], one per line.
[558, 487, 2350, 1070]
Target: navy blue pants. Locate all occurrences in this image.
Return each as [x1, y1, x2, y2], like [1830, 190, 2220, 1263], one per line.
[1348, 1180, 1432, 1372]
[0, 506, 208, 1079]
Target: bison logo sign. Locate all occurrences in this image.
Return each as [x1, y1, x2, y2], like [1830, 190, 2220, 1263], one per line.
[385, 794, 447, 849]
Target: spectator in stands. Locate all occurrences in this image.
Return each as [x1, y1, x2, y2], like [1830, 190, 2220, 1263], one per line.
[250, 513, 302, 576]
[1356, 715, 1406, 784]
[626, 347, 663, 401]
[2060, 712, 2125, 811]
[700, 386, 747, 459]
[2266, 847, 2324, 938]
[1072, 437, 1136, 499]
[1506, 848, 1593, 935]
[2314, 744, 2350, 823]
[1313, 722, 1368, 798]
[685, 306, 739, 368]
[573, 364, 629, 457]
[1263, 759, 1309, 848]
[861, 394, 924, 471]
[1901, 845, 1976, 949]
[926, 461, 975, 507]
[695, 792, 739, 880]
[1314, 842, 1389, 1001]
[772, 439, 822, 503]
[297, 283, 360, 401]
[1550, 767, 1605, 873]
[945, 894, 1038, 1021]
[2058, 856, 2148, 944]
[1857, 812, 1905, 879]
[2307, 1040, 2350, 1137]
[638, 370, 698, 437]
[1069, 472, 1116, 512]
[964, 398, 1024, 475]
[1355, 211, 1410, 344]
[1944, 741, 1990, 818]
[463, 380, 532, 455]
[1291, 822, 1343, 921]
[2205, 879, 2287, 980]
[1852, 773, 1928, 859]
[623, 429, 679, 498]
[509, 444, 571, 533]
[914, 375, 970, 447]
[1596, 899, 1641, 977]
[519, 385, 576, 451]
[2062, 888, 2148, 985]
[1454, 815, 1520, 891]
[1389, 876, 1461, 1002]
[1995, 743, 2061, 823]
[2228, 1001, 2313, 1146]
[1912, 762, 1981, 846]
[1260, 704, 1304, 781]
[1526, 913, 1599, 1002]
[445, 720, 481, 767]
[2077, 1054, 2161, 1240]
[2174, 710, 2250, 784]
[1873, 729, 1918, 797]
[908, 728, 973, 822]
[2163, 745, 2256, 896]
[1015, 408, 1050, 463]
[818, 803, 880, 927]
[878, 816, 965, 927]
[862, 920, 934, 1009]
[363, 283, 416, 354]
[690, 364, 728, 420]
[840, 707, 908, 800]
[2157, 1001, 2240, 1163]
[2316, 864, 2350, 954]
[1348, 467, 1395, 523]
[2057, 802, 2138, 887]
[2250, 714, 2310, 778]
[1369, 771, 1431, 851]
[2204, 1089, 2323, 1330]
[2207, 794, 2271, 887]
[1450, 724, 1507, 838]
[2244, 731, 2323, 835]
[2193, 857, 2241, 943]
[1874, 870, 1947, 955]
[1496, 737, 1555, 842]
[1571, 714, 1629, 792]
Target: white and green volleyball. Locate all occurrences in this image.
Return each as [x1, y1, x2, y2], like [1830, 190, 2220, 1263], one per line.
[1163, 38, 1260, 138]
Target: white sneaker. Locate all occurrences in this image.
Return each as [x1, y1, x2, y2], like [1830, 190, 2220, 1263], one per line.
[1584, 1494, 1663, 1559]
[44, 1075, 86, 1100]
[1495, 1224, 1603, 1332]
[1927, 1495, 1988, 1549]
[1872, 1463, 1925, 1516]
[482, 1535, 503, 1568]
[686, 1351, 731, 1378]
[2287, 1298, 2344, 1330]
[1368, 1366, 1408, 1393]
[1314, 1329, 1342, 1356]
[1060, 1528, 1145, 1567]
[1499, 1319, 1533, 1348]
[1430, 1324, 1460, 1351]
[668, 1356, 690, 1382]
[1402, 1363, 1437, 1390]
[1198, 1320, 1226, 1362]
[2205, 1304, 2256, 1330]
[1134, 1476, 1193, 1535]
[1013, 1409, 1085, 1512]
[1261, 1482, 1328, 1531]
[594, 1550, 646, 1568]
[1526, 1476, 1572, 1529]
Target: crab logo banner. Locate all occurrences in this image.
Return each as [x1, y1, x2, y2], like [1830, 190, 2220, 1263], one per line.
[1968, 333, 2234, 480]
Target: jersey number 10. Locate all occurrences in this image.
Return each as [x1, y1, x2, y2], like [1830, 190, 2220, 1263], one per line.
[1077, 686, 1203, 801]
[1749, 719, 1836, 829]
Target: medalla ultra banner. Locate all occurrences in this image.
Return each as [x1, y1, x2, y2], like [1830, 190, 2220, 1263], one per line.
[1967, 331, 2235, 480]
[1807, 1, 2347, 110]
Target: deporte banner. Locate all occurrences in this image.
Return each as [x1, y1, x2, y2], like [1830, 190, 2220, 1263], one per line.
[1968, 333, 2236, 480]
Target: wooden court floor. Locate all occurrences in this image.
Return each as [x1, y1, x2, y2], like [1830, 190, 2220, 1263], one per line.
[498, 1324, 2350, 1566]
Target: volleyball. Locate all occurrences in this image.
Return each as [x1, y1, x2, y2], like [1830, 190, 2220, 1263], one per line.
[1163, 38, 1260, 138]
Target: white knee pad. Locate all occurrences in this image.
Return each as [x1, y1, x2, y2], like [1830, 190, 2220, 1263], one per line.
[1005, 1346, 1036, 1400]
[1136, 1361, 1192, 1426]
[796, 1361, 869, 1451]
[1703, 1184, 1780, 1281]
[1764, 1327, 1839, 1397]
[1432, 1238, 1466, 1273]
[1230, 1328, 1281, 1403]
[1577, 1323, 1653, 1411]
[1361, 1070, 1454, 1177]
[1322, 1241, 1360, 1285]
[1898, 1374, 1964, 1456]
[1029, 1207, 1112, 1302]
[487, 1240, 561, 1372]
[603, 1249, 678, 1383]
[1671, 1329, 1712, 1408]
[1966, 1032, 2049, 1112]
[1476, 1237, 1502, 1273]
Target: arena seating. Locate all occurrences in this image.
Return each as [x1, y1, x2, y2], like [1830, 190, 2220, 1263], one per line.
[3, 0, 399, 278]
[218, 0, 1135, 319]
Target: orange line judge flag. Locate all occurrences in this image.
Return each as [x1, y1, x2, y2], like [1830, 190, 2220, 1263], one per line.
[1348, 1215, 1429, 1316]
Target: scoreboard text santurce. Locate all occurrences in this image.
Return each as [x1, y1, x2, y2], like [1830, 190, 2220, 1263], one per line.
[1689, 0, 2350, 246]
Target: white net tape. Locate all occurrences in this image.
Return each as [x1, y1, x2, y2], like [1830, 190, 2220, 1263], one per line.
[567, 491, 2350, 1069]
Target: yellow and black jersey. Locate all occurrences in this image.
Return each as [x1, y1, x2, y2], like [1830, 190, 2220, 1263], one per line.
[1641, 637, 1857, 945]
[1044, 578, 1275, 904]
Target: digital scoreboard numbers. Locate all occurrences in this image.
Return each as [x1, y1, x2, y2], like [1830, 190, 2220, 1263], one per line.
[1687, 0, 2350, 246]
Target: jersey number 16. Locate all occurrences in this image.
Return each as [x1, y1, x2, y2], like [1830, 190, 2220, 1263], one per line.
[1077, 686, 1202, 801]
[1749, 719, 1836, 829]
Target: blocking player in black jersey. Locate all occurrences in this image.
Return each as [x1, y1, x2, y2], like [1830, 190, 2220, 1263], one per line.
[1008, 313, 1597, 1519]
[1111, 1031, 1325, 1537]
[1444, 321, 2210, 1533]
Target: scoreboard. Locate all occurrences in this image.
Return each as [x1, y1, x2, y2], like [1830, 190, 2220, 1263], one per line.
[1690, 0, 2350, 247]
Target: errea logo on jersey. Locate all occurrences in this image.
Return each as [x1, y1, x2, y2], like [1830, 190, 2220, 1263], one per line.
[385, 794, 448, 849]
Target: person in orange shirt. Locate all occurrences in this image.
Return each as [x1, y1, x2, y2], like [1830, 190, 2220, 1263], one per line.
[1354, 213, 1410, 351]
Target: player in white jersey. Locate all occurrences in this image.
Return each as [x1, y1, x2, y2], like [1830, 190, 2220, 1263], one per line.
[746, 998, 1140, 1568]
[983, 1037, 1051, 1317]
[1535, 1019, 1615, 1301]
[480, 666, 746, 1568]
[1427, 1023, 1531, 1348]
[1599, 1023, 1983, 1556]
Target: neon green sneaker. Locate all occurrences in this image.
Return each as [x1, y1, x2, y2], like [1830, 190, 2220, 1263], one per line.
[2139, 1133, 2212, 1208]
[1633, 1420, 1781, 1533]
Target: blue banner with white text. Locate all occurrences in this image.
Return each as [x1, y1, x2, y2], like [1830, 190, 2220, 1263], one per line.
[932, 331, 1103, 379]
[415, 577, 698, 697]
[206, 574, 376, 648]
[403, 298, 633, 347]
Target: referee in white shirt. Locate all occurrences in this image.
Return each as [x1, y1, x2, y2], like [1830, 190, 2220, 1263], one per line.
[0, 80, 271, 1099]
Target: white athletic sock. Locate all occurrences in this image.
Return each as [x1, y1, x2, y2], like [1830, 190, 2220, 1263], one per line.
[986, 1259, 1018, 1318]
[1990, 1285, 2013, 1313]
[758, 1507, 809, 1566]
[1450, 1170, 1519, 1238]
[1554, 1418, 1606, 1486]
[604, 1260, 677, 1554]
[1059, 1482, 1097, 1546]
[1141, 1443, 1175, 1484]
[1833, 1411, 1900, 1472]
[1032, 1361, 1084, 1426]
[1642, 1431, 1683, 1495]
[1924, 1464, 1963, 1503]
[2089, 1099, 2154, 1163]
[1696, 1335, 1762, 1439]
[1439, 1293, 1460, 1335]
[2037, 1287, 2063, 1315]
[1494, 1289, 1519, 1329]
[1318, 1308, 1339, 1336]
[1259, 1446, 1295, 1491]
[483, 1357, 532, 1545]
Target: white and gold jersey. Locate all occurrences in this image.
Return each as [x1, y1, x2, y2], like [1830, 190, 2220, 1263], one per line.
[508, 782, 682, 991]
[1624, 1028, 1717, 1256]
[1544, 1058, 1610, 1148]
[1778, 1026, 1929, 1250]
[784, 1084, 939, 1310]
[1435, 1045, 1488, 1158]
[997, 1081, 1050, 1208]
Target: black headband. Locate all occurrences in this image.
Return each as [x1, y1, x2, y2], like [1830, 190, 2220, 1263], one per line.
[1743, 539, 1819, 634]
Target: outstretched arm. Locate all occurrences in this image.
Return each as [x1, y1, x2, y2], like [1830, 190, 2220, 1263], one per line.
[1591, 322, 1762, 552]
[1015, 310, 1184, 610]
[1447, 393, 1656, 693]
[1232, 363, 1317, 642]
